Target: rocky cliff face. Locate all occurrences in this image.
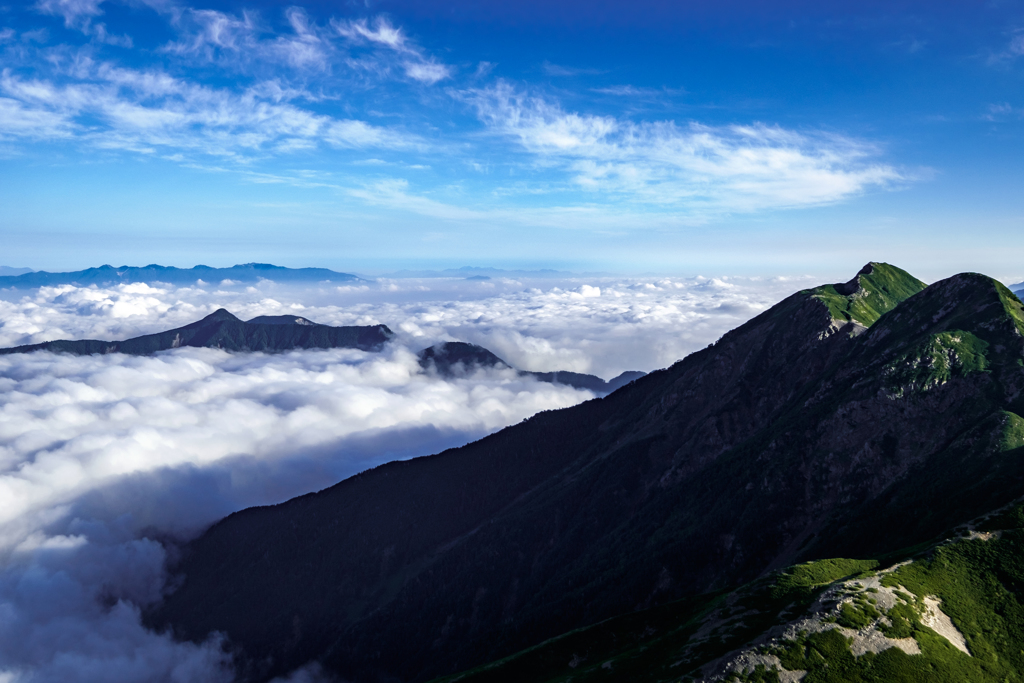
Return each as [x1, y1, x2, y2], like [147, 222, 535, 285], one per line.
[151, 264, 1024, 683]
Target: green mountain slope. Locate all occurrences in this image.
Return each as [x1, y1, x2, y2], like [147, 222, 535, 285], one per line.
[808, 262, 927, 327]
[151, 264, 1024, 683]
[434, 499, 1024, 683]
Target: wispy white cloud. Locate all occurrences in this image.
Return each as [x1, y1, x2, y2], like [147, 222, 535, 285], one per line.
[403, 60, 451, 85]
[333, 17, 409, 51]
[36, 0, 131, 46]
[166, 7, 331, 72]
[333, 16, 452, 83]
[983, 102, 1021, 121]
[1010, 33, 1024, 57]
[346, 178, 488, 219]
[0, 94, 75, 139]
[473, 61, 496, 78]
[161, 9, 451, 86]
[4, 9, 451, 162]
[986, 29, 1024, 64]
[0, 59, 423, 157]
[35, 0, 104, 29]
[592, 85, 685, 97]
[164, 8, 257, 55]
[541, 61, 606, 77]
[461, 81, 903, 213]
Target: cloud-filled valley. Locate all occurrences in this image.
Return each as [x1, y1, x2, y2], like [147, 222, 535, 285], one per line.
[0, 273, 813, 681]
[4, 0, 1024, 678]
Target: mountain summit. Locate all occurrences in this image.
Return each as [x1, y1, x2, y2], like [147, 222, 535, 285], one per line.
[151, 263, 1024, 682]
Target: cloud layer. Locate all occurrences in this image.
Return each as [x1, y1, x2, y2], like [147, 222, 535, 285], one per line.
[0, 274, 814, 375]
[0, 274, 811, 680]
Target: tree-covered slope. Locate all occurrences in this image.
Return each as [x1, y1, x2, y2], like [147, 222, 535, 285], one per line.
[151, 263, 1024, 683]
[0, 309, 394, 355]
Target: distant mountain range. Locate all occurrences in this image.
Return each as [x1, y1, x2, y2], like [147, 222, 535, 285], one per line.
[0, 312, 643, 397]
[149, 262, 1024, 682]
[0, 263, 361, 288]
[0, 309, 393, 355]
[419, 341, 645, 394]
[0, 266, 33, 277]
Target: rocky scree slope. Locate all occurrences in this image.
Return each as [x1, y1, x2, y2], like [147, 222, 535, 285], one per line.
[150, 263, 1024, 682]
[0, 309, 394, 355]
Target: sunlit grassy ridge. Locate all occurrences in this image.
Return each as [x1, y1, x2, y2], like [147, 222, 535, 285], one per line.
[806, 263, 926, 327]
[771, 559, 879, 598]
[996, 280, 1024, 336]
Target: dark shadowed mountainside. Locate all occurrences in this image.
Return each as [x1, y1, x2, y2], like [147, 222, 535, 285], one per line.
[0, 309, 393, 355]
[419, 341, 645, 394]
[151, 263, 1024, 683]
[0, 263, 361, 288]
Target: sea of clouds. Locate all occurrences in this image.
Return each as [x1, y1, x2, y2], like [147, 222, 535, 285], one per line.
[0, 273, 815, 681]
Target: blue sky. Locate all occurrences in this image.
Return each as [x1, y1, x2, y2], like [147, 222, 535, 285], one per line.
[2, 0, 1024, 280]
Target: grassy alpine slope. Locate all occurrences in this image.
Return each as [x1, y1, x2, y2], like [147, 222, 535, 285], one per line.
[434, 513, 1024, 683]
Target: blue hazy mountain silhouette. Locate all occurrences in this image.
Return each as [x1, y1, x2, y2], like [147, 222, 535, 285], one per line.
[0, 263, 361, 288]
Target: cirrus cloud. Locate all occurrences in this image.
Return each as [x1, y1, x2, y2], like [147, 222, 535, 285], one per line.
[461, 81, 904, 212]
[0, 60, 424, 156]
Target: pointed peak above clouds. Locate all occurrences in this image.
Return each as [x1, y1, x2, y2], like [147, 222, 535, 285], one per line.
[804, 262, 927, 328]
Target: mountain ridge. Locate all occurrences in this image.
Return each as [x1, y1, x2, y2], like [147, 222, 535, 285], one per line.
[150, 263, 1024, 683]
[419, 341, 645, 394]
[0, 263, 362, 288]
[0, 309, 394, 355]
